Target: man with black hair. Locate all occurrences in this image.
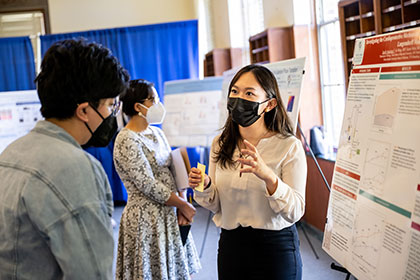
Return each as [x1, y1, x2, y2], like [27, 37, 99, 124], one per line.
[0, 39, 129, 279]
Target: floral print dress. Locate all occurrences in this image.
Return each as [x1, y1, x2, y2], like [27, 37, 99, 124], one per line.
[114, 126, 201, 280]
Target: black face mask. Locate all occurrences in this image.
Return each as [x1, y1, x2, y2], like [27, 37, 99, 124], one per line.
[227, 97, 269, 127]
[82, 107, 118, 148]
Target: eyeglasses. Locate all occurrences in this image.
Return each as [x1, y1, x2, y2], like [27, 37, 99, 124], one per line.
[109, 99, 121, 116]
[141, 95, 159, 105]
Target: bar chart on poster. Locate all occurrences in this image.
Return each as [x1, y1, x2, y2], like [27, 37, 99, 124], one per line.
[0, 90, 42, 153]
[322, 28, 420, 280]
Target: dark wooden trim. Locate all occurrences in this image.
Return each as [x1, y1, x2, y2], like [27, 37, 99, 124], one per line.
[373, 0, 382, 34]
[303, 155, 335, 232]
[0, 0, 50, 34]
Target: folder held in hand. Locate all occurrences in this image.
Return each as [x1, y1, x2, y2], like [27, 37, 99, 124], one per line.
[170, 147, 191, 191]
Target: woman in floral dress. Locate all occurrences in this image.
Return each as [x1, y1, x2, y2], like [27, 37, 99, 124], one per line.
[114, 79, 201, 280]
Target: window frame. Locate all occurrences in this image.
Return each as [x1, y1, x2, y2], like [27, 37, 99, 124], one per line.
[316, 0, 346, 150]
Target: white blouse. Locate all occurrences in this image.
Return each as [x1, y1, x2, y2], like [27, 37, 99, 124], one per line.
[194, 134, 307, 231]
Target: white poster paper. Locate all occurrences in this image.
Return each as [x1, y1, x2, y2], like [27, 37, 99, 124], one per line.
[323, 28, 420, 280]
[0, 90, 42, 153]
[162, 77, 223, 147]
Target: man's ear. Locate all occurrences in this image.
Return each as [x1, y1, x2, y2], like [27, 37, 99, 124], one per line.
[75, 102, 90, 122]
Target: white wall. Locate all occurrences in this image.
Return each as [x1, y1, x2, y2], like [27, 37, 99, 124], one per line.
[209, 0, 230, 49]
[208, 0, 294, 50]
[263, 0, 294, 28]
[48, 0, 198, 33]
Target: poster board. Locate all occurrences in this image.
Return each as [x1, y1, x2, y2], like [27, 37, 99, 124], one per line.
[162, 77, 223, 147]
[0, 90, 42, 153]
[265, 57, 306, 133]
[219, 58, 306, 134]
[322, 28, 420, 280]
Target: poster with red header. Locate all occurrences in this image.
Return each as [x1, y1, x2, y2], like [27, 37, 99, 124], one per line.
[322, 28, 420, 280]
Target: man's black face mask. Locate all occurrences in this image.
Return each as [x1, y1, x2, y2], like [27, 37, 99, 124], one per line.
[82, 106, 118, 148]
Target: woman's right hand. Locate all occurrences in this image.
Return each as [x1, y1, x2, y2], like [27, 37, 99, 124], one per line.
[179, 200, 196, 223]
[188, 167, 210, 189]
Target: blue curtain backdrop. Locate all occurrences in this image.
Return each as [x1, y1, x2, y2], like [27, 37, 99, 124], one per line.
[40, 20, 198, 99]
[0, 36, 36, 92]
[40, 20, 198, 203]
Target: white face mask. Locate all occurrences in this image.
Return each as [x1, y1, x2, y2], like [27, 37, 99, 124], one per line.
[138, 101, 166, 124]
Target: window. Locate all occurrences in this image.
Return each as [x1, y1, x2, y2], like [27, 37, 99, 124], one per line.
[228, 0, 264, 65]
[0, 12, 46, 73]
[198, 0, 213, 77]
[316, 0, 346, 150]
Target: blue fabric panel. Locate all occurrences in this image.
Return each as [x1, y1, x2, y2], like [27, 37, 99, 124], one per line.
[186, 146, 210, 172]
[39, 20, 199, 100]
[0, 36, 36, 91]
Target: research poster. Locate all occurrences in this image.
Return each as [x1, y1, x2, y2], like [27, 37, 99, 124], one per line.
[220, 58, 306, 133]
[162, 77, 224, 147]
[265, 57, 306, 133]
[0, 90, 42, 153]
[322, 28, 420, 280]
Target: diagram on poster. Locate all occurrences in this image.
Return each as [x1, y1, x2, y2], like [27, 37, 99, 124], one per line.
[372, 85, 401, 134]
[339, 104, 363, 160]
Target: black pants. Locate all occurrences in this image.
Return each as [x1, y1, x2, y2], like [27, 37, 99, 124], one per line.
[218, 225, 302, 280]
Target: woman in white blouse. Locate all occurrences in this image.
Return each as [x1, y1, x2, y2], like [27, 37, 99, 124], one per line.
[189, 64, 307, 280]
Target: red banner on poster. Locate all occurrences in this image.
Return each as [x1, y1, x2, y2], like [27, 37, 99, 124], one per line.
[354, 28, 420, 66]
[381, 65, 420, 72]
[351, 67, 380, 74]
[332, 184, 357, 200]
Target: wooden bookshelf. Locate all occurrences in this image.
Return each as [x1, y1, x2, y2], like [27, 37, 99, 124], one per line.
[249, 26, 295, 64]
[339, 0, 420, 87]
[204, 48, 242, 77]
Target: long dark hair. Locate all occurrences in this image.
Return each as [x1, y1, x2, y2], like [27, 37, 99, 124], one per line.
[215, 64, 294, 169]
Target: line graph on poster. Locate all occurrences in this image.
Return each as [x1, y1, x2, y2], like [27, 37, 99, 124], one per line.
[349, 204, 386, 280]
[361, 140, 391, 196]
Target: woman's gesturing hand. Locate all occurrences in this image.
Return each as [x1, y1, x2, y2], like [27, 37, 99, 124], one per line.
[188, 167, 210, 189]
[236, 139, 277, 186]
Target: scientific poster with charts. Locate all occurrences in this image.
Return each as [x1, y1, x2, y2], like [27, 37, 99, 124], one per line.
[162, 77, 223, 147]
[219, 58, 306, 134]
[265, 57, 306, 134]
[322, 28, 420, 280]
[0, 90, 42, 153]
